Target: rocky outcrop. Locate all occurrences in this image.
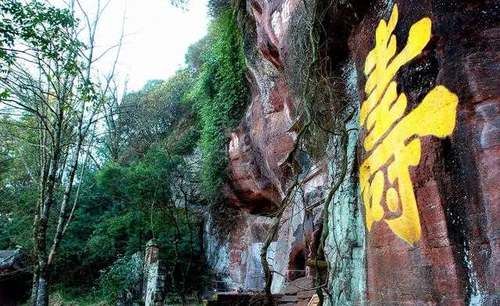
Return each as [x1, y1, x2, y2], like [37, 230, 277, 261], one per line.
[206, 0, 499, 305]
[225, 2, 301, 215]
[209, 0, 355, 299]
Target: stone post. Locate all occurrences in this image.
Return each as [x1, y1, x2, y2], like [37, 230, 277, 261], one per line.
[143, 240, 165, 306]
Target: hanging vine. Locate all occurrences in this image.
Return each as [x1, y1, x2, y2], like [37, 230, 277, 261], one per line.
[256, 0, 361, 305]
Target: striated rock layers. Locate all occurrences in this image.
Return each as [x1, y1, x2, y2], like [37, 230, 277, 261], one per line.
[205, 0, 499, 305]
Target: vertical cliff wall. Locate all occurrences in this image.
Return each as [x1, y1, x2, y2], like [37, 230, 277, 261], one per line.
[205, 0, 499, 305]
[350, 1, 499, 304]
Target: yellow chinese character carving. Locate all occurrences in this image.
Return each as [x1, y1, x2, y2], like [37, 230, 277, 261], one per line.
[360, 4, 459, 245]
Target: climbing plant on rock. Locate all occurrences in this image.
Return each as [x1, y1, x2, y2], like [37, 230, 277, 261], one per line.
[188, 8, 248, 202]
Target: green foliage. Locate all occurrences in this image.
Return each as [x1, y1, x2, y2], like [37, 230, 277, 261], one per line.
[0, 115, 39, 250]
[188, 9, 248, 200]
[115, 69, 197, 161]
[185, 36, 208, 73]
[0, 1, 250, 303]
[48, 289, 108, 306]
[97, 254, 143, 302]
[0, 0, 80, 75]
[208, 0, 230, 17]
[49, 146, 203, 303]
[0, 73, 205, 303]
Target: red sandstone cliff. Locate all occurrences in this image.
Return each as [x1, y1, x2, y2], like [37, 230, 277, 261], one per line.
[207, 1, 499, 305]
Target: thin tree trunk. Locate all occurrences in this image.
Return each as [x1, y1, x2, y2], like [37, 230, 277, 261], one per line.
[33, 223, 50, 306]
[35, 266, 49, 306]
[30, 265, 39, 306]
[48, 136, 83, 265]
[31, 115, 62, 306]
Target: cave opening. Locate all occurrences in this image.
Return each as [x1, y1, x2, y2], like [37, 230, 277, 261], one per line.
[288, 247, 306, 281]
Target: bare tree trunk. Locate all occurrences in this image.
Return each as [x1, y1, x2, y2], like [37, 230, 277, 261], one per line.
[34, 266, 49, 306]
[48, 134, 83, 265]
[30, 264, 39, 306]
[31, 113, 62, 305]
[33, 215, 50, 306]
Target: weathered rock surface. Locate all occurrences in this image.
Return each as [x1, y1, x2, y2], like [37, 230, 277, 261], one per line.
[350, 1, 499, 304]
[205, 0, 499, 305]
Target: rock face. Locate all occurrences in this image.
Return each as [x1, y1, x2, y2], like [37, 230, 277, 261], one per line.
[225, 1, 301, 215]
[350, 1, 499, 304]
[205, 0, 499, 305]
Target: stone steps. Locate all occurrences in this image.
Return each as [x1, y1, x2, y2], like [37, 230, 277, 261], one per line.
[204, 292, 282, 305]
[277, 277, 317, 306]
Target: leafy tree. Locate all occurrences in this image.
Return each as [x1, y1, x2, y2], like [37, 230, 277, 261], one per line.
[105, 70, 196, 162]
[0, 0, 122, 304]
[185, 37, 209, 73]
[0, 116, 39, 251]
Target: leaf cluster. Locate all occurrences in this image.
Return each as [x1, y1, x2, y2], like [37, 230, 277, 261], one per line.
[0, 0, 80, 67]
